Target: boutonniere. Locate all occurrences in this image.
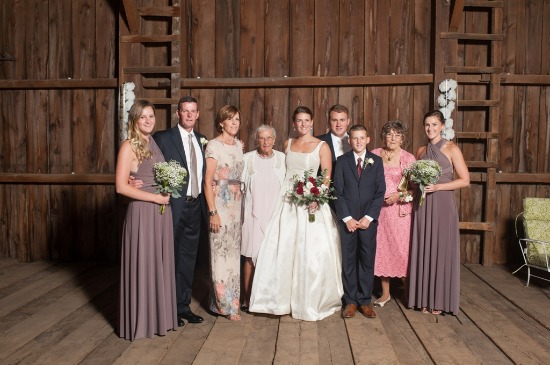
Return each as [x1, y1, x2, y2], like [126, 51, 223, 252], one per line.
[200, 137, 208, 149]
[365, 158, 374, 167]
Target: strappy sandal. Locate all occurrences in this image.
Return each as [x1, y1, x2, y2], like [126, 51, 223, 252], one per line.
[421, 307, 430, 314]
[430, 309, 442, 315]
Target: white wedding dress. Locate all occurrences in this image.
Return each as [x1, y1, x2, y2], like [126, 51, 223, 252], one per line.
[249, 140, 343, 321]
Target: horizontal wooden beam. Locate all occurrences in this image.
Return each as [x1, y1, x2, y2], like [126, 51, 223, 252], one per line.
[469, 172, 550, 183]
[0, 174, 114, 184]
[0, 78, 118, 90]
[501, 74, 550, 85]
[123, 66, 179, 74]
[138, 6, 180, 17]
[459, 222, 494, 231]
[455, 132, 499, 139]
[445, 66, 503, 74]
[458, 100, 500, 107]
[464, 1, 503, 8]
[466, 161, 498, 168]
[120, 34, 179, 43]
[441, 32, 503, 41]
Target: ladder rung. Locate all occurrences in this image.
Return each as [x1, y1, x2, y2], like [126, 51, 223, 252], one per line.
[464, 1, 503, 8]
[121, 34, 180, 43]
[466, 161, 498, 168]
[441, 32, 503, 41]
[459, 222, 494, 231]
[458, 100, 500, 107]
[138, 6, 180, 17]
[445, 66, 503, 74]
[123, 66, 179, 74]
[455, 132, 499, 139]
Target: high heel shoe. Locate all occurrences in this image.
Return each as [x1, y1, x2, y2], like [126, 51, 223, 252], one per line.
[374, 295, 391, 307]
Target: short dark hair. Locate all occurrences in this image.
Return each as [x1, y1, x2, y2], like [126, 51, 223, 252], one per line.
[177, 96, 198, 110]
[292, 106, 313, 121]
[423, 110, 445, 124]
[349, 124, 368, 136]
[328, 104, 349, 117]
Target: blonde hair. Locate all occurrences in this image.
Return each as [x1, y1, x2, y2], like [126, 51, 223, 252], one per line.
[127, 100, 155, 162]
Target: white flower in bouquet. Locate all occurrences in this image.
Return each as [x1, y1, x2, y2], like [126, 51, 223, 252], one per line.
[403, 160, 442, 205]
[153, 160, 188, 214]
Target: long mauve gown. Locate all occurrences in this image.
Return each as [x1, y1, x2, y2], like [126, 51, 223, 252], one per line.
[407, 139, 461, 315]
[119, 138, 178, 340]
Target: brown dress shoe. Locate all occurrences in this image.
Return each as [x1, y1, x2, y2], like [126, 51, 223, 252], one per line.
[359, 304, 377, 318]
[342, 304, 358, 318]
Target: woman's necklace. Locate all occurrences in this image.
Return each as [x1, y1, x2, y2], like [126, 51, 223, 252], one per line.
[383, 148, 399, 161]
[256, 150, 274, 159]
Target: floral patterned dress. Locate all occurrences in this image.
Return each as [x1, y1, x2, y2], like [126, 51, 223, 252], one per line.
[205, 139, 244, 316]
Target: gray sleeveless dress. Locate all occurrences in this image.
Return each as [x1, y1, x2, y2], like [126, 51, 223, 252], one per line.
[119, 138, 178, 340]
[407, 139, 460, 315]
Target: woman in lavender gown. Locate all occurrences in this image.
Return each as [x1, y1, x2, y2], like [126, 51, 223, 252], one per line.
[407, 110, 469, 316]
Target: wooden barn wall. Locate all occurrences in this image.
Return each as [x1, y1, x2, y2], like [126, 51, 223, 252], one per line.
[0, 0, 118, 261]
[0, 0, 549, 265]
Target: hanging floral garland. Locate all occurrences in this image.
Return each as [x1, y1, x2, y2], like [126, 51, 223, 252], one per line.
[119, 82, 136, 142]
[437, 79, 457, 140]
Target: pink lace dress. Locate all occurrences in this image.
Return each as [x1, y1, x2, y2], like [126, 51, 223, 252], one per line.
[372, 148, 416, 278]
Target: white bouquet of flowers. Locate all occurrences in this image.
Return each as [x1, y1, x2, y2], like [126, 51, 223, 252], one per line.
[287, 169, 335, 222]
[403, 160, 442, 206]
[153, 160, 188, 214]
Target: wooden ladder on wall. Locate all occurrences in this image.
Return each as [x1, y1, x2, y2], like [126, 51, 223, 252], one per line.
[435, 0, 503, 266]
[119, 0, 182, 116]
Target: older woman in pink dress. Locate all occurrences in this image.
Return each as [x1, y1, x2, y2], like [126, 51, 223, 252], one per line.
[372, 120, 415, 307]
[240, 125, 286, 312]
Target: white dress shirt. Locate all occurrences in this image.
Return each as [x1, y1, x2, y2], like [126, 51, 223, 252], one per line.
[330, 133, 351, 158]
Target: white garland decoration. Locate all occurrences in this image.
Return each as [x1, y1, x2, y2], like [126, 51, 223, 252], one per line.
[119, 82, 135, 142]
[437, 79, 457, 140]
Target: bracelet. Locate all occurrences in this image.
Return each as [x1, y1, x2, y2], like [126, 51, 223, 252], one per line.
[399, 192, 404, 198]
[209, 210, 218, 216]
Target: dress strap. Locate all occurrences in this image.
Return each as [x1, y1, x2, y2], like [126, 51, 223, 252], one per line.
[314, 140, 325, 153]
[285, 139, 292, 154]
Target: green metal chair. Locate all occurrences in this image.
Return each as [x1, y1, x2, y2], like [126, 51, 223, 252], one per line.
[513, 198, 550, 286]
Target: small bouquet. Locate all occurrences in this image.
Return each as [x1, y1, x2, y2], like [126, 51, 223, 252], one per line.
[153, 160, 188, 214]
[287, 169, 335, 222]
[402, 160, 442, 206]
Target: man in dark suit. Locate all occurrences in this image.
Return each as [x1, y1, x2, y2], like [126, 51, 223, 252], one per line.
[153, 96, 207, 327]
[332, 125, 385, 319]
[316, 104, 352, 176]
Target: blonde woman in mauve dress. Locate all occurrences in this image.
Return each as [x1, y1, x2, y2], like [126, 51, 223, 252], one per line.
[408, 110, 469, 316]
[204, 105, 244, 321]
[371, 120, 416, 308]
[116, 100, 178, 341]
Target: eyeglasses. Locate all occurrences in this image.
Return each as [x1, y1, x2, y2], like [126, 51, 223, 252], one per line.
[258, 137, 274, 142]
[385, 132, 403, 139]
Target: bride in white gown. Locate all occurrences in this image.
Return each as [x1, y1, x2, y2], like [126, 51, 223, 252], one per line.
[249, 106, 343, 321]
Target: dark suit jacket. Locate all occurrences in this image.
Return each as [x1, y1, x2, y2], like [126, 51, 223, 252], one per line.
[332, 150, 385, 223]
[316, 132, 337, 168]
[153, 126, 208, 220]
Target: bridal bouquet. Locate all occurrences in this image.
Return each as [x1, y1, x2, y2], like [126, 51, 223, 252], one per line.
[287, 169, 335, 222]
[153, 160, 188, 214]
[402, 160, 442, 206]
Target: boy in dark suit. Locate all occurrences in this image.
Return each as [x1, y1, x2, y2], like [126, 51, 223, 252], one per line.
[332, 125, 385, 319]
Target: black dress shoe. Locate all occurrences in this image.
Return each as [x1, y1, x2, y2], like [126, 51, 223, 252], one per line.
[177, 317, 186, 327]
[179, 311, 204, 323]
[240, 305, 249, 313]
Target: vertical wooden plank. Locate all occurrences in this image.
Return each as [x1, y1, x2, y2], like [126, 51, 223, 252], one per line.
[537, 1, 550, 199]
[411, 0, 432, 154]
[337, 0, 365, 125]
[313, 0, 339, 136]
[48, 0, 75, 260]
[289, 0, 314, 115]
[239, 0, 265, 150]
[96, 0, 117, 262]
[371, 1, 391, 136]
[265, 0, 290, 149]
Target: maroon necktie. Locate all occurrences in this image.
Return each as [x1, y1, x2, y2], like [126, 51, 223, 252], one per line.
[357, 157, 362, 177]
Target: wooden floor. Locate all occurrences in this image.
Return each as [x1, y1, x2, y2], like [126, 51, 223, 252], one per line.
[0, 259, 549, 365]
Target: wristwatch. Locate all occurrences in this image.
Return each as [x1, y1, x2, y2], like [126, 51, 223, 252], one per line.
[209, 210, 218, 216]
